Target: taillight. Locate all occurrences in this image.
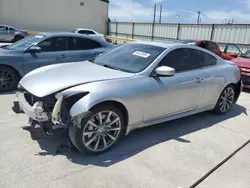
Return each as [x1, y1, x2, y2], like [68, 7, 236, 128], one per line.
[23, 30, 28, 34]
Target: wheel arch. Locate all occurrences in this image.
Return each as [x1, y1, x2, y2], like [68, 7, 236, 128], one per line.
[0, 64, 21, 80]
[89, 100, 129, 130]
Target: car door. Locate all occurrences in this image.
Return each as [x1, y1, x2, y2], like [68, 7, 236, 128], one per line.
[5, 27, 16, 41]
[143, 48, 206, 121]
[206, 42, 222, 56]
[224, 44, 242, 56]
[66, 37, 105, 62]
[22, 36, 69, 74]
[0, 26, 9, 41]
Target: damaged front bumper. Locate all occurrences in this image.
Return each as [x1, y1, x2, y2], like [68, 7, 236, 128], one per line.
[16, 91, 49, 122]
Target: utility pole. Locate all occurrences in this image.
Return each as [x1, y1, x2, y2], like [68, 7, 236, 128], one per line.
[197, 11, 201, 24]
[159, 4, 162, 23]
[153, 4, 156, 23]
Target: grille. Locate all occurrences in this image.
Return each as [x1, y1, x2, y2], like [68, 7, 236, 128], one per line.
[24, 92, 39, 106]
[241, 75, 250, 85]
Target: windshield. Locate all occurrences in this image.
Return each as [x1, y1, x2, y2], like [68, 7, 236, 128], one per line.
[242, 50, 250, 58]
[6, 34, 45, 50]
[93, 43, 165, 73]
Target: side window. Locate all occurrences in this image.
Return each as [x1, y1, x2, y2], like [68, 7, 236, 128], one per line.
[9, 28, 14, 31]
[160, 48, 200, 72]
[207, 42, 218, 51]
[195, 50, 217, 67]
[226, 45, 241, 54]
[36, 37, 67, 52]
[68, 37, 102, 50]
[78, 30, 95, 35]
[0, 26, 8, 31]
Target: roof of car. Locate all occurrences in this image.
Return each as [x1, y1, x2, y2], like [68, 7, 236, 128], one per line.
[133, 40, 186, 48]
[37, 32, 101, 40]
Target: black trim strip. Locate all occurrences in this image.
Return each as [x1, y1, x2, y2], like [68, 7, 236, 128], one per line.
[100, 0, 110, 3]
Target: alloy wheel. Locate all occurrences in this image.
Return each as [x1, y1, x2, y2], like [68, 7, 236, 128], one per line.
[0, 69, 13, 90]
[82, 110, 122, 152]
[219, 87, 235, 113]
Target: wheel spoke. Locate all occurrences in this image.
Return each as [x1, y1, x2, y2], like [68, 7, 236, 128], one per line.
[104, 111, 112, 124]
[106, 127, 121, 132]
[104, 132, 116, 141]
[106, 117, 119, 127]
[102, 135, 107, 148]
[94, 136, 101, 151]
[98, 112, 103, 125]
[85, 134, 98, 146]
[87, 120, 98, 128]
[83, 131, 98, 136]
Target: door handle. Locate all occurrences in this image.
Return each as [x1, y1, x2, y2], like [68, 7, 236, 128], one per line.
[195, 77, 204, 83]
[58, 54, 67, 59]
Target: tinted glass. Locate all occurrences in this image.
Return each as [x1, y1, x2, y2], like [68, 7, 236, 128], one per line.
[226, 45, 241, 53]
[195, 50, 217, 66]
[160, 48, 216, 72]
[6, 34, 45, 50]
[79, 30, 95, 35]
[37, 37, 67, 52]
[93, 43, 165, 73]
[68, 37, 102, 50]
[207, 42, 217, 51]
[242, 50, 250, 58]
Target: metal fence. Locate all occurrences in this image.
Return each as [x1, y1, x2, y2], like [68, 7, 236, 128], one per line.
[110, 22, 250, 52]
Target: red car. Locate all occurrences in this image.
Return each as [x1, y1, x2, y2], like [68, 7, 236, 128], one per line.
[231, 49, 250, 88]
[177, 39, 235, 60]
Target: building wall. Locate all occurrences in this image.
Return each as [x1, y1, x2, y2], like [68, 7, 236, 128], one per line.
[0, 0, 109, 34]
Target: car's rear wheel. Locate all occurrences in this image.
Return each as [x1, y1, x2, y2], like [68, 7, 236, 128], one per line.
[212, 85, 235, 114]
[13, 35, 24, 42]
[69, 105, 125, 155]
[0, 66, 19, 92]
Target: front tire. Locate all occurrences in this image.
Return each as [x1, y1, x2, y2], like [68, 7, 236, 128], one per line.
[0, 66, 19, 92]
[212, 85, 235, 114]
[69, 105, 125, 155]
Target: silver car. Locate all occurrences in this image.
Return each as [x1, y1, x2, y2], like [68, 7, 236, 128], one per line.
[0, 32, 113, 92]
[16, 42, 242, 155]
[0, 25, 28, 42]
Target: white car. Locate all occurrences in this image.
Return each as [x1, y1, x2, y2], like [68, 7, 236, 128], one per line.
[71, 28, 105, 41]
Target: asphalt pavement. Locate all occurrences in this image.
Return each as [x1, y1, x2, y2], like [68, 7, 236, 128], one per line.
[0, 91, 250, 188]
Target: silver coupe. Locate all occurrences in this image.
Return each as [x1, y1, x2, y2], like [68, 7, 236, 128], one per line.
[16, 42, 242, 155]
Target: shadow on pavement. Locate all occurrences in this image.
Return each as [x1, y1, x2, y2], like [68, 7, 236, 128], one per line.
[0, 91, 16, 96]
[33, 104, 247, 167]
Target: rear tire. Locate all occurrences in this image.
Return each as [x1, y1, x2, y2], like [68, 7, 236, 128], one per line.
[212, 85, 235, 115]
[13, 35, 24, 42]
[69, 104, 125, 155]
[0, 66, 19, 92]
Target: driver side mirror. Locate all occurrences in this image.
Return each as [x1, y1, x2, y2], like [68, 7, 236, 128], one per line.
[155, 66, 175, 77]
[26, 46, 41, 53]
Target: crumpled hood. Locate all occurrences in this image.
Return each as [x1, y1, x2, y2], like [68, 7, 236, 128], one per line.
[20, 61, 135, 97]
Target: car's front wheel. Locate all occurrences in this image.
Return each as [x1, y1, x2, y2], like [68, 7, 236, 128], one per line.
[69, 105, 125, 155]
[0, 66, 19, 92]
[212, 85, 235, 114]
